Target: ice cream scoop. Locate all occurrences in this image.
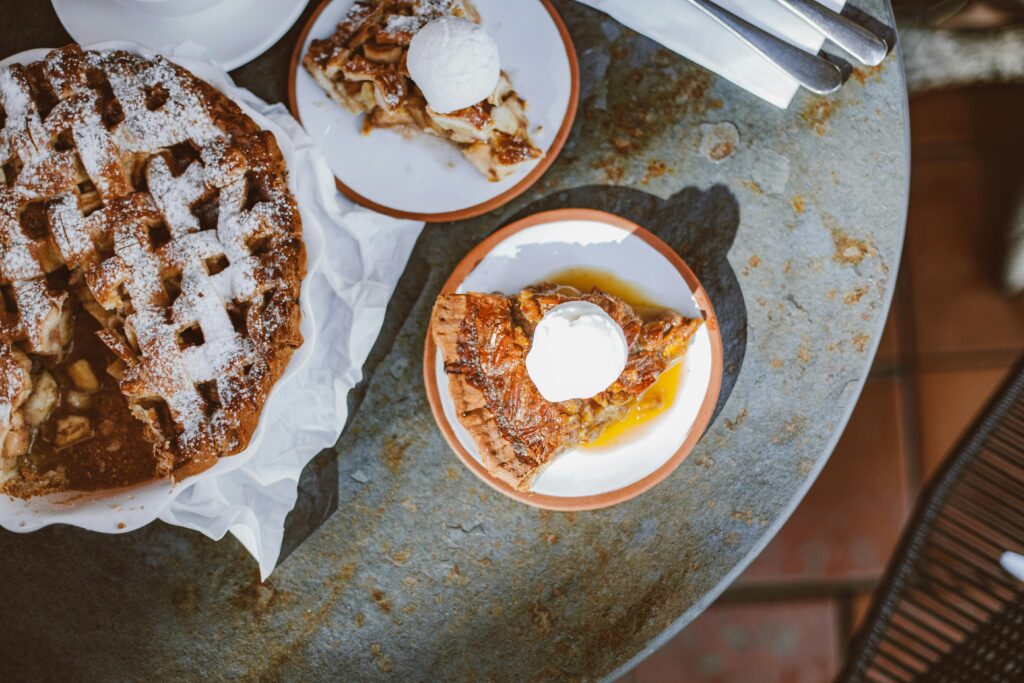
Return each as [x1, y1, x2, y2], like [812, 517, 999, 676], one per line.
[406, 16, 501, 114]
[525, 301, 629, 403]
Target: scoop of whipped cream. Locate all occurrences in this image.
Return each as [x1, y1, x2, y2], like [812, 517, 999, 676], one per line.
[526, 302, 629, 403]
[406, 16, 501, 114]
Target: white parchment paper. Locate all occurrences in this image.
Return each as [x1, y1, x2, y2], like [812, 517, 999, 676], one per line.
[157, 47, 425, 579]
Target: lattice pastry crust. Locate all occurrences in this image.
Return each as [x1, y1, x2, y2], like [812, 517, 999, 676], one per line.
[0, 46, 305, 494]
[304, 0, 544, 181]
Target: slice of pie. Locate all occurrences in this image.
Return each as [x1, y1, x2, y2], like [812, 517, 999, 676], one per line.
[303, 0, 544, 181]
[0, 46, 305, 496]
[431, 284, 702, 491]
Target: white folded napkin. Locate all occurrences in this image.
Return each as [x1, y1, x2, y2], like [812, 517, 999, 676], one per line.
[576, 0, 846, 108]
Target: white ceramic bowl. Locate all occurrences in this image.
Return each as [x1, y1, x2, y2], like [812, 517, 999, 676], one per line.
[0, 43, 323, 534]
[424, 209, 724, 510]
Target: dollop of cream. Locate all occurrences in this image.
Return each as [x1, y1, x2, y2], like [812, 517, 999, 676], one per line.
[526, 301, 629, 403]
[406, 16, 501, 114]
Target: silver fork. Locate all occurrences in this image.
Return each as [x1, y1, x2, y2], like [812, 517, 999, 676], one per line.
[686, 0, 843, 95]
[775, 0, 889, 66]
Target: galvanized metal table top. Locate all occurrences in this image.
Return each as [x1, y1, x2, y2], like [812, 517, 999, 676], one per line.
[0, 1, 908, 679]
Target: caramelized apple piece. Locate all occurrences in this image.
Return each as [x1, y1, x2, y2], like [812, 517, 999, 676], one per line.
[2, 414, 28, 459]
[68, 359, 100, 393]
[106, 359, 126, 381]
[55, 415, 92, 448]
[24, 371, 58, 427]
[66, 390, 92, 411]
[0, 348, 33, 482]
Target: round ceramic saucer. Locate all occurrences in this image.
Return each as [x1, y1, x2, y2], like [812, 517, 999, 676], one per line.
[289, 0, 579, 222]
[51, 0, 309, 71]
[423, 209, 724, 511]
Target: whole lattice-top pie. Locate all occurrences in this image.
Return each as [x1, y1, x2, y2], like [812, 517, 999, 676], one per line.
[0, 46, 305, 495]
[303, 0, 544, 181]
[431, 285, 702, 491]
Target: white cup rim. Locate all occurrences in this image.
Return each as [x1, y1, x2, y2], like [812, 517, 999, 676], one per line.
[111, 0, 224, 18]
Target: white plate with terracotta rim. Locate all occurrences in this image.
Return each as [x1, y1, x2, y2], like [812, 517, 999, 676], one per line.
[423, 209, 725, 511]
[288, 0, 579, 223]
[51, 0, 310, 71]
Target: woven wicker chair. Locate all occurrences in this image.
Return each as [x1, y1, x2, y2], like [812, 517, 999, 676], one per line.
[838, 360, 1024, 682]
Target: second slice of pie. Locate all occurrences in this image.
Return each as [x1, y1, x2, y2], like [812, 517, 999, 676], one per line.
[431, 284, 702, 491]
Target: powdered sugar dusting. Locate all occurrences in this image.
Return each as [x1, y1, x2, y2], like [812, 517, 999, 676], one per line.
[0, 46, 303, 476]
[383, 13, 425, 34]
[382, 0, 465, 36]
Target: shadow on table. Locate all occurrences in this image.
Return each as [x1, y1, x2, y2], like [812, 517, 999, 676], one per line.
[277, 447, 339, 566]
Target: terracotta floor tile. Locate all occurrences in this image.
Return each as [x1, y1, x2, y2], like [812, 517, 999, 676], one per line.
[849, 592, 875, 638]
[915, 365, 1013, 480]
[910, 86, 1024, 152]
[614, 670, 638, 683]
[740, 378, 910, 582]
[906, 155, 1024, 357]
[873, 302, 901, 369]
[633, 600, 840, 683]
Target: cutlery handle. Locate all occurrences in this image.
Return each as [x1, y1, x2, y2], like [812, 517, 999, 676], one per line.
[688, 0, 842, 95]
[777, 0, 888, 66]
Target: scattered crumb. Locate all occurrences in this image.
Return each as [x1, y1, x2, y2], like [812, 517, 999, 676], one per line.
[641, 160, 669, 184]
[844, 286, 869, 305]
[797, 338, 812, 363]
[531, 600, 554, 633]
[732, 509, 754, 525]
[724, 408, 748, 431]
[743, 179, 764, 195]
[370, 644, 392, 673]
[831, 229, 875, 266]
[611, 137, 635, 153]
[592, 157, 624, 184]
[852, 64, 885, 85]
[371, 589, 392, 614]
[802, 97, 838, 135]
[699, 121, 739, 161]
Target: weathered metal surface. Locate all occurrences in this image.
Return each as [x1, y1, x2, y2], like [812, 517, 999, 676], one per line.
[0, 1, 908, 680]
